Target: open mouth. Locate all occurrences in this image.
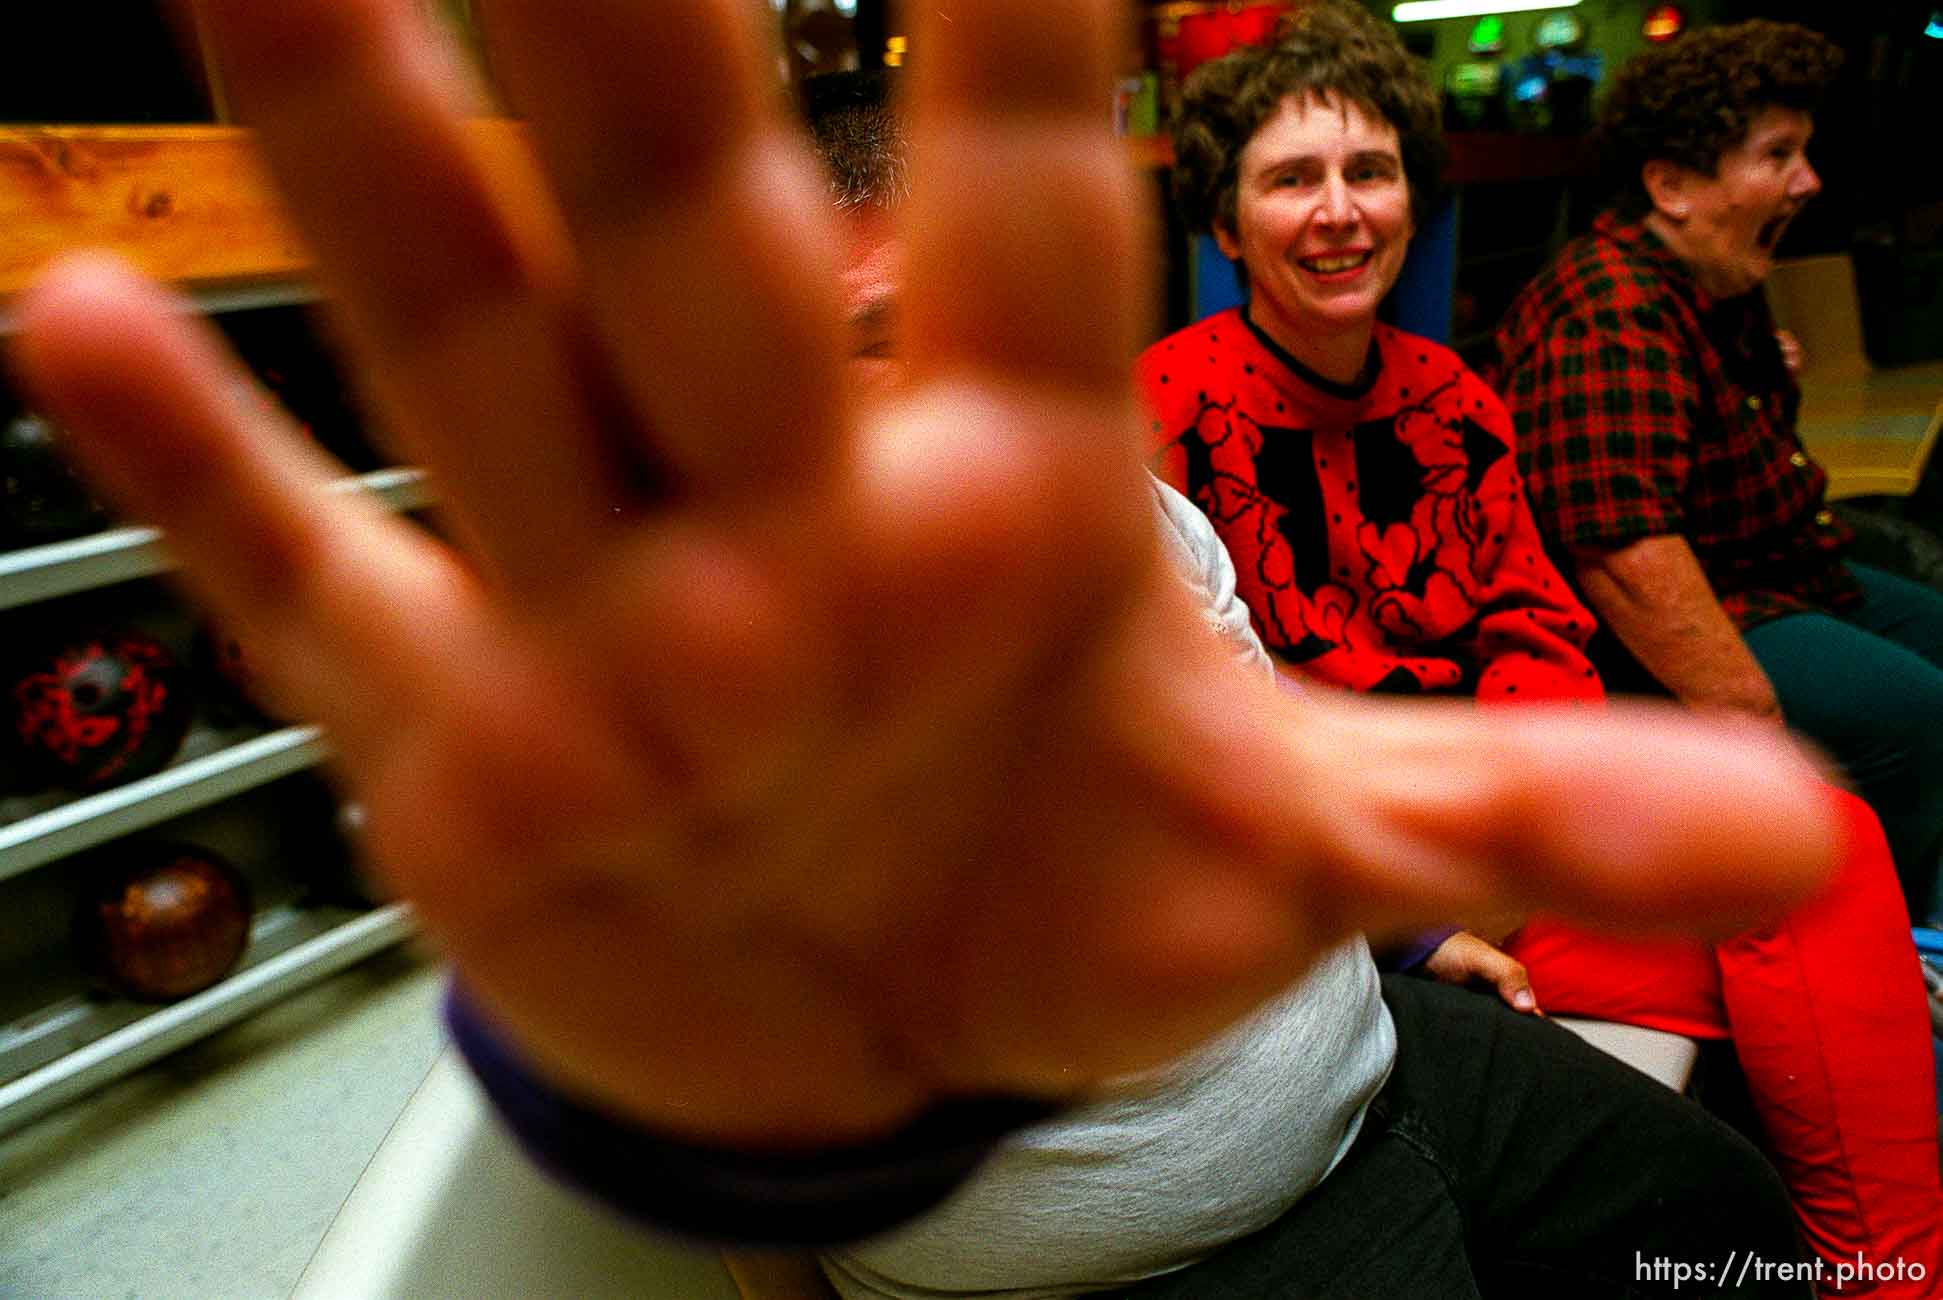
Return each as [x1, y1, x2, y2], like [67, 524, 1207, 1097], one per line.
[1756, 215, 1790, 253]
[1299, 251, 1374, 275]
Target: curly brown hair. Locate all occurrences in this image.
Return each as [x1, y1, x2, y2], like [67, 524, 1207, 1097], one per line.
[1597, 21, 1843, 218]
[1170, 0, 1445, 245]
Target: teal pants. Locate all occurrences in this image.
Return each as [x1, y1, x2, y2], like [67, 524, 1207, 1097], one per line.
[1746, 562, 1943, 922]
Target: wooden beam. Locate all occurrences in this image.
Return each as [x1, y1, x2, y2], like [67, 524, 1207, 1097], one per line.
[1, 123, 1184, 301]
[0, 127, 310, 296]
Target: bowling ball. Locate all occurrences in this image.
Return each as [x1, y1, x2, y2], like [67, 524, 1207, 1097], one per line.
[12, 629, 195, 790]
[0, 412, 110, 545]
[76, 845, 252, 1001]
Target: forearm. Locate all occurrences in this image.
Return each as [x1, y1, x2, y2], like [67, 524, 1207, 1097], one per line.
[1573, 535, 1779, 720]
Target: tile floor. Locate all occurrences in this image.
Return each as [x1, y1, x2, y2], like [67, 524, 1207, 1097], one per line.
[0, 941, 748, 1300]
[0, 944, 447, 1300]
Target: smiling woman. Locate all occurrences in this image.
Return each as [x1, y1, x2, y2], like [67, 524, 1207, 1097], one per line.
[1212, 94, 1416, 382]
[1139, 0, 1599, 705]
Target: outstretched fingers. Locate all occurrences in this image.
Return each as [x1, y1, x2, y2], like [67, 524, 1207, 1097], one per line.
[904, 0, 1150, 401]
[10, 256, 489, 765]
[1281, 696, 1839, 936]
[189, 0, 629, 590]
[830, 0, 1162, 705]
[476, 0, 853, 499]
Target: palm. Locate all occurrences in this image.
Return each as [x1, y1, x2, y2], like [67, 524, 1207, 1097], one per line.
[12, 0, 1835, 1145]
[326, 394, 1295, 1141]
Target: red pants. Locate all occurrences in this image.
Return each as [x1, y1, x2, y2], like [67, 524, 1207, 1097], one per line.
[1504, 789, 1943, 1296]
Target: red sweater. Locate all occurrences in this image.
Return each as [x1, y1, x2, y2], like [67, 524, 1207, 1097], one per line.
[1137, 310, 1601, 702]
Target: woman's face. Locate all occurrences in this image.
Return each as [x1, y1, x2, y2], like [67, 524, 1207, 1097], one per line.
[1649, 106, 1821, 300]
[1215, 92, 1415, 346]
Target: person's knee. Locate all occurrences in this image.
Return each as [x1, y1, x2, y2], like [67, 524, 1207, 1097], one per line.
[1674, 1125, 1801, 1255]
[1759, 630, 1943, 803]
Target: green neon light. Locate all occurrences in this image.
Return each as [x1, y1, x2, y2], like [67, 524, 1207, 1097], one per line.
[1469, 15, 1506, 51]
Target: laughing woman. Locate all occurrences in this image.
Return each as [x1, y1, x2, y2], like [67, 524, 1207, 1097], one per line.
[1495, 21, 1943, 928]
[1136, 2, 1943, 1286]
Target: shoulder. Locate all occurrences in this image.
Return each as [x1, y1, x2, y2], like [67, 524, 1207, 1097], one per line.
[1147, 475, 1274, 680]
[1522, 226, 1674, 326]
[1137, 310, 1247, 376]
[1375, 326, 1502, 411]
[1137, 311, 1259, 429]
[1562, 228, 1682, 322]
[1375, 322, 1463, 375]
[1149, 474, 1224, 575]
[1505, 234, 1692, 383]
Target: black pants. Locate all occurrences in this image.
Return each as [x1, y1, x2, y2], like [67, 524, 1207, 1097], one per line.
[1110, 977, 1810, 1299]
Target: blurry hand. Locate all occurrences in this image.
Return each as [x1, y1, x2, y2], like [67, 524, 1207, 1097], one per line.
[9, 0, 1835, 1145]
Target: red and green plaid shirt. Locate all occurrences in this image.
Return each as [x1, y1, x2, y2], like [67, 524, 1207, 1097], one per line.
[1491, 212, 1859, 631]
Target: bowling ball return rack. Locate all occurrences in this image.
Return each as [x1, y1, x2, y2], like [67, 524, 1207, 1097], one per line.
[0, 468, 430, 1139]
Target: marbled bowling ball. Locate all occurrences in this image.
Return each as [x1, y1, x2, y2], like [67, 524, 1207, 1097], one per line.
[12, 629, 195, 790]
[0, 412, 109, 545]
[77, 846, 252, 1001]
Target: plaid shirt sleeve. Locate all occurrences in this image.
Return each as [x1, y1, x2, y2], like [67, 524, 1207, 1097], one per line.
[1504, 278, 1699, 553]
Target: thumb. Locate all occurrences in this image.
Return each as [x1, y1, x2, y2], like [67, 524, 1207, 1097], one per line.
[1488, 956, 1541, 1016]
[1265, 695, 1837, 938]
